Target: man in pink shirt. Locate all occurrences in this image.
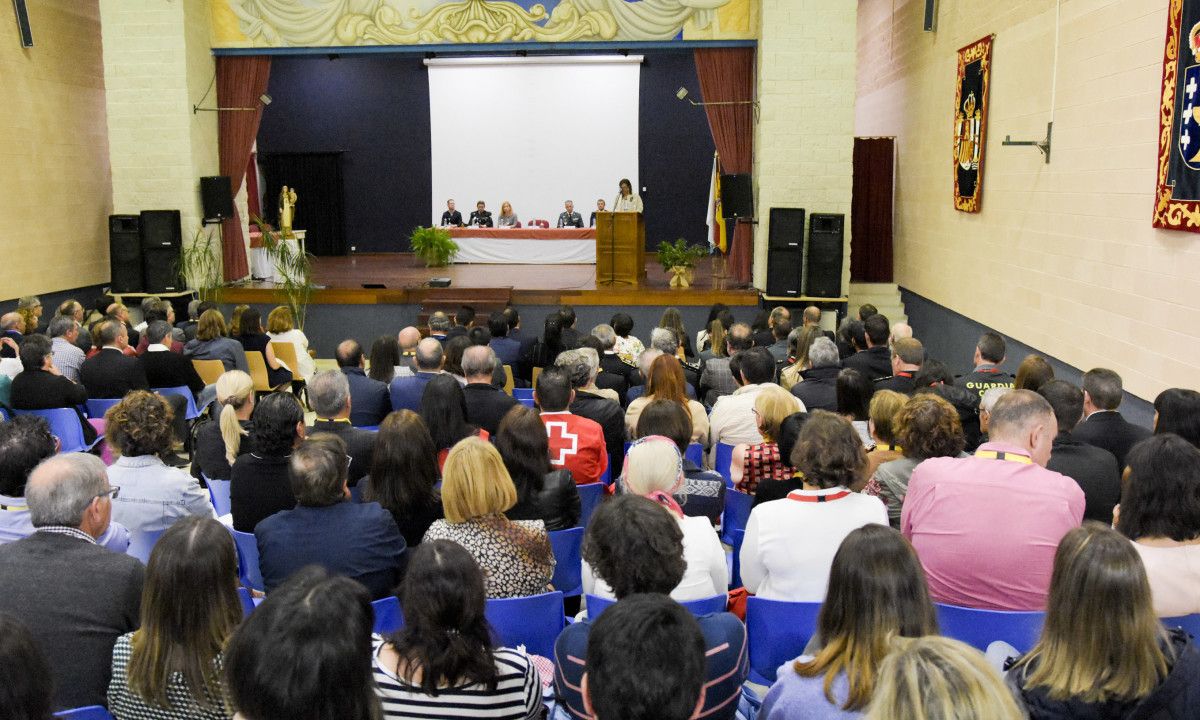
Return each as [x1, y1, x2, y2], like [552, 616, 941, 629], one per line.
[902, 389, 1084, 610]
[535, 366, 608, 485]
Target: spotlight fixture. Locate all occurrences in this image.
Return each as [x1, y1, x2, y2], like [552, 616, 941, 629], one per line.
[674, 86, 759, 118]
[193, 93, 273, 114]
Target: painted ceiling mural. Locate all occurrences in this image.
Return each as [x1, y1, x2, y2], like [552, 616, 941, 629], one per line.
[210, 0, 758, 47]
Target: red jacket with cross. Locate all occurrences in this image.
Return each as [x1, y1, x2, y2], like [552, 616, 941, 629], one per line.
[540, 411, 608, 486]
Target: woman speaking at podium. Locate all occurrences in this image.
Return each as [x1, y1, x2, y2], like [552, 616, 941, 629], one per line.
[612, 178, 643, 213]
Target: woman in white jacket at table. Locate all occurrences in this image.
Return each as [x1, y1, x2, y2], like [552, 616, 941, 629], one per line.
[612, 178, 643, 213]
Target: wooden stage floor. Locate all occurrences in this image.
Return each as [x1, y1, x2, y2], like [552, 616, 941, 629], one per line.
[220, 253, 759, 307]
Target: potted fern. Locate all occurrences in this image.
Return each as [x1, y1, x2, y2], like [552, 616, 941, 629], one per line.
[176, 228, 223, 301]
[251, 216, 316, 330]
[410, 226, 459, 267]
[656, 238, 707, 288]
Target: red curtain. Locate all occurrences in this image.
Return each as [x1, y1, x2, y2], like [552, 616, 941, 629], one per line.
[694, 48, 755, 285]
[851, 138, 895, 282]
[216, 56, 271, 282]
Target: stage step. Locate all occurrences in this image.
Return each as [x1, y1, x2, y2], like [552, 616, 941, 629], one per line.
[414, 287, 514, 330]
[847, 282, 907, 325]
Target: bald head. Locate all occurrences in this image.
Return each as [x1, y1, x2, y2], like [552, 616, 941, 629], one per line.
[26, 454, 110, 536]
[890, 322, 912, 344]
[0, 312, 22, 332]
[415, 337, 444, 372]
[462, 345, 496, 381]
[335, 339, 363, 368]
[986, 389, 1058, 466]
[802, 306, 821, 327]
[397, 326, 421, 352]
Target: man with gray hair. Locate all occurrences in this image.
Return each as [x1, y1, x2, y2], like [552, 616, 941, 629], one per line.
[0, 310, 24, 357]
[977, 385, 1012, 444]
[462, 345, 517, 436]
[558, 347, 625, 475]
[699, 321, 754, 406]
[903, 390, 1084, 610]
[48, 314, 86, 382]
[389, 337, 444, 411]
[308, 369, 376, 487]
[591, 324, 639, 405]
[0, 453, 144, 709]
[1071, 367, 1151, 470]
[790, 336, 842, 412]
[256, 433, 406, 599]
[427, 311, 452, 344]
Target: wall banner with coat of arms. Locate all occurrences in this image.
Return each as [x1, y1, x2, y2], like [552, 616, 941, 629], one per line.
[953, 35, 994, 213]
[1155, 0, 1200, 232]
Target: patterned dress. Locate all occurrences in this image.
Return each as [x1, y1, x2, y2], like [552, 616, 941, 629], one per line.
[736, 442, 792, 495]
[422, 515, 555, 598]
[107, 632, 231, 719]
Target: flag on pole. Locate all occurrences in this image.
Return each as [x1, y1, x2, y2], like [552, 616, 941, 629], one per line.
[706, 153, 728, 254]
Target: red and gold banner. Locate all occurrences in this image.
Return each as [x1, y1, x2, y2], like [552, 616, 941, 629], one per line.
[1153, 0, 1200, 232]
[953, 35, 994, 213]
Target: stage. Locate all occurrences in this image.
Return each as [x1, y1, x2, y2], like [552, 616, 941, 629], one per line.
[219, 253, 759, 308]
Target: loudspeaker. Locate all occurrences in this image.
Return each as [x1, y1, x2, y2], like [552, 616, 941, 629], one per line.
[200, 176, 234, 220]
[139, 210, 182, 250]
[766, 247, 803, 297]
[109, 215, 143, 293]
[923, 0, 937, 31]
[768, 208, 805, 249]
[721, 174, 753, 219]
[142, 248, 182, 294]
[805, 213, 845, 299]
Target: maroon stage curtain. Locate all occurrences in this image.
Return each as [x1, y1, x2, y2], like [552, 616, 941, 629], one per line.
[694, 47, 755, 285]
[851, 137, 895, 282]
[216, 56, 271, 282]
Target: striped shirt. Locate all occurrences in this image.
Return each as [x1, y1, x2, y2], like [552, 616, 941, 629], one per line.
[372, 636, 542, 719]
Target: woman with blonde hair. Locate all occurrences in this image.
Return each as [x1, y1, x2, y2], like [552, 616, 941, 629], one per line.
[496, 201, 518, 228]
[868, 636, 1025, 720]
[658, 307, 693, 359]
[422, 437, 553, 598]
[192, 370, 255, 482]
[1007, 523, 1200, 718]
[864, 390, 907, 482]
[184, 310, 249, 373]
[228, 304, 249, 337]
[730, 384, 797, 494]
[1014, 354, 1054, 393]
[266, 305, 315, 380]
[779, 325, 825, 391]
[624, 354, 709, 446]
[16, 295, 42, 336]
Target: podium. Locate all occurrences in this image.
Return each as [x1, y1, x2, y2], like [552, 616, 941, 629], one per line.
[595, 211, 645, 285]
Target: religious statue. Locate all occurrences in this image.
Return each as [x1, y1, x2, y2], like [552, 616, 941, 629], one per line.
[279, 185, 298, 237]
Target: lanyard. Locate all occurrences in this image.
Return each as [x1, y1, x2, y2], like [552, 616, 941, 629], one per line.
[974, 449, 1032, 464]
[0, 503, 28, 511]
[788, 489, 852, 503]
[876, 444, 902, 453]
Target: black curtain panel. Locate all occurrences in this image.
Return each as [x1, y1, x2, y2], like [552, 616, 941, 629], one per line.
[258, 151, 346, 257]
[851, 137, 895, 282]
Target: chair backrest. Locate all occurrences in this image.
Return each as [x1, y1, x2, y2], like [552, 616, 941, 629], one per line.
[531, 366, 542, 387]
[84, 398, 120, 422]
[714, 442, 735, 481]
[191, 359, 226, 386]
[244, 351, 276, 392]
[154, 386, 200, 420]
[372, 595, 405, 634]
[720, 489, 753, 546]
[126, 527, 166, 565]
[349, 484, 364, 503]
[517, 396, 536, 409]
[935, 603, 1045, 654]
[587, 593, 728, 619]
[577, 482, 604, 528]
[54, 706, 114, 719]
[685, 442, 704, 466]
[270, 342, 303, 380]
[503, 364, 515, 395]
[229, 527, 265, 591]
[598, 464, 612, 486]
[746, 597, 822, 684]
[237, 586, 257, 617]
[484, 590, 565, 658]
[1162, 614, 1200, 639]
[14, 407, 96, 454]
[549, 527, 583, 597]
[513, 387, 535, 402]
[206, 477, 232, 516]
[728, 528, 745, 589]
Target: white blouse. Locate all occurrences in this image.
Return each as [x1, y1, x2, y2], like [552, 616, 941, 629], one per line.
[612, 193, 644, 213]
[584, 513, 727, 603]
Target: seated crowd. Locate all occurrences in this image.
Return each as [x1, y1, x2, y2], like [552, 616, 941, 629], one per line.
[1, 297, 1199, 719]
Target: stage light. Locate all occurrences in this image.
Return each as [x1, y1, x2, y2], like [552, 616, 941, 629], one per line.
[676, 87, 689, 100]
[260, 94, 273, 106]
[674, 85, 759, 118]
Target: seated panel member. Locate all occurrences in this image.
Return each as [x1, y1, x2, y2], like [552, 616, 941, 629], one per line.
[557, 200, 583, 228]
[468, 200, 493, 228]
[589, 197, 606, 227]
[496, 201, 519, 228]
[440, 199, 463, 227]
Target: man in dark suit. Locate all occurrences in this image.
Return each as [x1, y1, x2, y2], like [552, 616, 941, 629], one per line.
[79, 319, 149, 399]
[9, 334, 99, 444]
[0, 453, 143, 710]
[1071, 367, 1151, 470]
[791, 337, 841, 412]
[467, 200, 493, 227]
[765, 319, 791, 364]
[1039, 380, 1121, 523]
[440, 198, 463, 226]
[0, 311, 25, 358]
[874, 337, 923, 394]
[558, 305, 581, 349]
[308, 370, 376, 487]
[462, 346, 518, 436]
[505, 306, 539, 382]
[426, 312, 452, 345]
[389, 338, 444, 411]
[801, 305, 836, 342]
[140, 321, 203, 395]
[256, 434, 406, 599]
[559, 349, 626, 476]
[335, 339, 390, 427]
[842, 313, 892, 381]
[699, 322, 753, 406]
[488, 311, 522, 370]
[446, 305, 474, 341]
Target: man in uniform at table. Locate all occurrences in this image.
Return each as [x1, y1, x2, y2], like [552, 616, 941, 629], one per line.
[557, 200, 583, 228]
[589, 198, 606, 227]
[440, 199, 463, 227]
[468, 201, 493, 227]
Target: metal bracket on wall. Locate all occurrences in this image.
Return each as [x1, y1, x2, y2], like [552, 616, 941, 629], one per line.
[1001, 122, 1052, 163]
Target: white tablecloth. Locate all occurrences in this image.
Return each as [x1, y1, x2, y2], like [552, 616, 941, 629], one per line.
[453, 236, 595, 264]
[250, 231, 305, 283]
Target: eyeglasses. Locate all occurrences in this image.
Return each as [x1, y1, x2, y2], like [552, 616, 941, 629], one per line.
[96, 486, 120, 501]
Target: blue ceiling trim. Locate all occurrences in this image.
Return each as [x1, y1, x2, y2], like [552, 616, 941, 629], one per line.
[212, 39, 757, 56]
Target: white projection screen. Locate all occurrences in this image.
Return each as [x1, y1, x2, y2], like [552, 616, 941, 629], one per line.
[426, 55, 641, 227]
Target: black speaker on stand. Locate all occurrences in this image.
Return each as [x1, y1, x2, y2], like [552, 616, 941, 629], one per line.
[805, 213, 845, 298]
[140, 210, 182, 293]
[765, 208, 805, 297]
[721, 174, 754, 219]
[109, 215, 143, 293]
[200, 176, 235, 221]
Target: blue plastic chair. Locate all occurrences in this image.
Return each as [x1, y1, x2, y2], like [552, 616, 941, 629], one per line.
[746, 597, 822, 684]
[549, 527, 584, 597]
[720, 489, 753, 546]
[54, 706, 114, 719]
[237, 587, 257, 617]
[125, 527, 166, 565]
[1162, 614, 1200, 638]
[714, 442, 735, 481]
[578, 482, 604, 528]
[728, 528, 745, 589]
[153, 386, 200, 420]
[485, 591, 566, 658]
[14, 407, 103, 454]
[206, 477, 231, 516]
[0, 406, 9, 421]
[624, 441, 703, 467]
[936, 603, 1045, 654]
[598, 465, 612, 486]
[84, 398, 120, 421]
[587, 593, 728, 619]
[517, 396, 536, 408]
[357, 425, 380, 432]
[349, 484, 364, 503]
[513, 388, 535, 402]
[229, 527, 265, 592]
[373, 595, 405, 634]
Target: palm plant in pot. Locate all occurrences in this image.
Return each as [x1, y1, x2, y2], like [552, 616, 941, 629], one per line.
[251, 216, 316, 330]
[656, 238, 708, 289]
[410, 226, 459, 267]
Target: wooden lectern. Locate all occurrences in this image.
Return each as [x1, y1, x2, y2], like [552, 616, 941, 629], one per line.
[595, 211, 645, 285]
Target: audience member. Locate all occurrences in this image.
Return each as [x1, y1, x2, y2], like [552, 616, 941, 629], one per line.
[496, 404, 580, 531]
[649, 326, 702, 390]
[234, 308, 292, 389]
[864, 389, 907, 480]
[107, 302, 140, 349]
[765, 317, 792, 364]
[627, 346, 697, 403]
[0, 311, 25, 358]
[531, 312, 568, 370]
[634, 399, 725, 524]
[699, 321, 753, 406]
[836, 367, 875, 448]
[867, 637, 1024, 720]
[308, 369, 377, 486]
[976, 385, 1011, 445]
[1014, 353, 1054, 393]
[374, 540, 542, 718]
[47, 315, 85, 382]
[730, 384, 796, 494]
[592, 323, 638, 402]
[224, 567, 380, 720]
[396, 325, 421, 372]
[461, 344, 518, 436]
[752, 412, 810, 506]
[584, 593, 707, 720]
[835, 317, 866, 360]
[842, 314, 891, 380]
[1038, 380, 1121, 523]
[610, 312, 645, 366]
[659, 307, 694, 359]
[0, 613, 55, 720]
[778, 325, 823, 390]
[80, 319, 150, 401]
[132, 300, 184, 354]
[567, 342, 622, 404]
[557, 305, 581, 348]
[790, 336, 841, 412]
[762, 524, 938, 719]
[16, 295, 43, 335]
[421, 373, 486, 471]
[1153, 387, 1200, 447]
[140, 320, 204, 397]
[625, 353, 708, 445]
[558, 495, 747, 720]
[335, 339, 391, 427]
[257, 434, 406, 598]
[104, 391, 215, 533]
[710, 347, 799, 449]
[9, 333, 98, 445]
[741, 411, 887, 601]
[755, 306, 790, 348]
[427, 311, 451, 343]
[696, 302, 730, 353]
[368, 334, 401, 384]
[361, 410, 444, 547]
[0, 454, 144, 709]
[874, 337, 923, 394]
[959, 331, 1014, 401]
[864, 393, 967, 528]
[192, 370, 255, 482]
[504, 306, 538, 374]
[902, 390, 1084, 610]
[389, 337, 443, 411]
[183, 310, 248, 373]
[483, 311, 520, 370]
[58, 299, 94, 353]
[911, 358, 981, 443]
[1007, 523, 1200, 717]
[1116, 435, 1200, 617]
[448, 305, 475, 341]
[536, 366, 608, 485]
[132, 296, 159, 335]
[1072, 367, 1152, 469]
[266, 305, 316, 380]
[888, 320, 912, 344]
[106, 516, 239, 718]
[230, 392, 305, 532]
[423, 437, 554, 597]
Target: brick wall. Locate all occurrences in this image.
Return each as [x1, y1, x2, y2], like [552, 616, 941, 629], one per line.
[857, 0, 1189, 401]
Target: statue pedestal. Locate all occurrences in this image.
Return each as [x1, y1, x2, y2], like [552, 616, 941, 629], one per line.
[250, 229, 306, 284]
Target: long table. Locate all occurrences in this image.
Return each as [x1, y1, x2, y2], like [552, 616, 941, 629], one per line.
[447, 227, 596, 264]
